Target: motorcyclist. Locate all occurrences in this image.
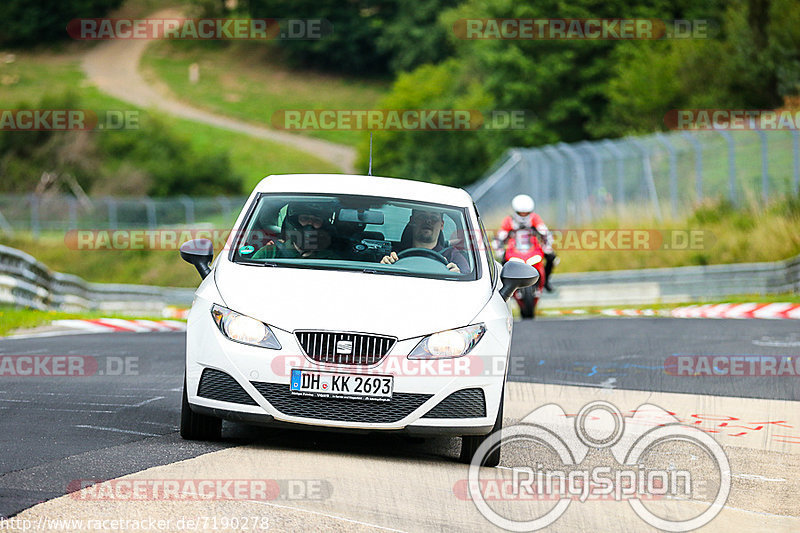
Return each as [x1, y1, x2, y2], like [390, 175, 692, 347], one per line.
[496, 194, 557, 291]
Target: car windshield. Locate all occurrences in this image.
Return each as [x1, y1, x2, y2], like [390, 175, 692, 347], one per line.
[230, 193, 478, 281]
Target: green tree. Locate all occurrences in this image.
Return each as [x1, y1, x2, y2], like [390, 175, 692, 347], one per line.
[0, 0, 124, 45]
[248, 0, 396, 75]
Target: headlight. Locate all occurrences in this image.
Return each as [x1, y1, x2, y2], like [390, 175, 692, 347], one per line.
[526, 254, 543, 266]
[211, 304, 281, 349]
[408, 324, 486, 359]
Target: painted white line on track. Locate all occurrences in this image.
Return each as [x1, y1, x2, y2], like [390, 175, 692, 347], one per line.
[37, 408, 116, 413]
[0, 391, 146, 398]
[129, 396, 165, 408]
[733, 473, 787, 482]
[3, 329, 110, 340]
[244, 498, 409, 532]
[74, 425, 160, 437]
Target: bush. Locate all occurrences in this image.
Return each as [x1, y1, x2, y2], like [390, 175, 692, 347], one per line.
[0, 93, 243, 196]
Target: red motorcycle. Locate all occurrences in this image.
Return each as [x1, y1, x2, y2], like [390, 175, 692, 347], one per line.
[494, 228, 546, 319]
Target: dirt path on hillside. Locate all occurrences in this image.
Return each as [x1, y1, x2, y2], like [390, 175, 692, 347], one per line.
[82, 9, 356, 173]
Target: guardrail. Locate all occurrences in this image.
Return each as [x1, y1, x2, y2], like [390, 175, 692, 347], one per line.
[541, 253, 800, 308]
[3, 242, 797, 314]
[0, 244, 194, 314]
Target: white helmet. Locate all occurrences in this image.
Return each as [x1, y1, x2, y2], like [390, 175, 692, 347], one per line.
[511, 194, 534, 215]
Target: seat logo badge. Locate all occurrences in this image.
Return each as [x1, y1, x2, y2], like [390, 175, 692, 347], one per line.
[336, 340, 353, 355]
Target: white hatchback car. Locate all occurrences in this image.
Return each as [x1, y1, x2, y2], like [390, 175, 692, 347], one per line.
[179, 174, 538, 465]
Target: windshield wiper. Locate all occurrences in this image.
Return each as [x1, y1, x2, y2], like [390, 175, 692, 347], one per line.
[236, 261, 278, 267]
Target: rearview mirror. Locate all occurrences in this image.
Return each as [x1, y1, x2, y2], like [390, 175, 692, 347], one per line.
[499, 261, 540, 301]
[180, 239, 214, 279]
[338, 208, 384, 225]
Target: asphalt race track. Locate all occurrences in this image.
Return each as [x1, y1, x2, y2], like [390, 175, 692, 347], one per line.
[1, 318, 799, 531]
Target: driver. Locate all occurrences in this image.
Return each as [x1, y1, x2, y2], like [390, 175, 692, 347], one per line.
[380, 209, 468, 273]
[252, 202, 340, 260]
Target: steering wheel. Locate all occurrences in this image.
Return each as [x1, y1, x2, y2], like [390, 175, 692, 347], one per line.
[396, 247, 449, 265]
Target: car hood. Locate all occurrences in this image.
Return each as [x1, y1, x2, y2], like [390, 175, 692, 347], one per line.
[214, 261, 490, 339]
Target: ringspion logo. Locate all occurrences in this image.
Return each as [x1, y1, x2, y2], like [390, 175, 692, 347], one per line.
[467, 401, 730, 531]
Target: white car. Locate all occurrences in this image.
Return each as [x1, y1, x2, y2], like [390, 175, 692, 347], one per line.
[179, 174, 538, 466]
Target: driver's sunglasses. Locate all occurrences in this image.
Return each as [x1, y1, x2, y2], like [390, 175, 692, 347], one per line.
[297, 214, 325, 228]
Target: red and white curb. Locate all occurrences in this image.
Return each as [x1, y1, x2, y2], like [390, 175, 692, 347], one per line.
[541, 303, 800, 319]
[51, 319, 186, 333]
[670, 303, 800, 319]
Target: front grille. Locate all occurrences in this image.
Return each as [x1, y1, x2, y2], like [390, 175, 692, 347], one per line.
[422, 388, 486, 418]
[197, 368, 258, 406]
[295, 331, 396, 366]
[251, 381, 431, 423]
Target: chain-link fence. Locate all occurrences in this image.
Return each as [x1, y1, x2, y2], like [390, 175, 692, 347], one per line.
[0, 194, 249, 236]
[467, 130, 800, 226]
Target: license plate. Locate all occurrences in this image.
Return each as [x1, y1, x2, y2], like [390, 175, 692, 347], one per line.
[290, 369, 393, 401]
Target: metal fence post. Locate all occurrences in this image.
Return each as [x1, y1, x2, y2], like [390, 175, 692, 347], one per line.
[105, 198, 118, 230]
[793, 130, 800, 196]
[180, 196, 195, 225]
[629, 138, 663, 221]
[656, 133, 679, 216]
[217, 196, 231, 222]
[558, 143, 591, 224]
[717, 131, 737, 204]
[581, 141, 607, 197]
[681, 132, 704, 201]
[30, 194, 40, 239]
[68, 197, 78, 230]
[601, 140, 626, 214]
[756, 130, 769, 205]
[542, 146, 567, 227]
[531, 150, 542, 203]
[144, 198, 157, 230]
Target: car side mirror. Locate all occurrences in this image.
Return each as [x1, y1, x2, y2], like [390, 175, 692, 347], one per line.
[499, 261, 540, 301]
[180, 239, 214, 279]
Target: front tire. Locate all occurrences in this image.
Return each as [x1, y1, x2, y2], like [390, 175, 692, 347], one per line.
[460, 388, 504, 467]
[180, 376, 222, 441]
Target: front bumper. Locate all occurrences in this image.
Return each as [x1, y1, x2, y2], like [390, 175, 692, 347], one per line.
[185, 297, 510, 435]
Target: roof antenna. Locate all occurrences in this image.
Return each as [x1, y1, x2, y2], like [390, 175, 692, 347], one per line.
[368, 132, 373, 176]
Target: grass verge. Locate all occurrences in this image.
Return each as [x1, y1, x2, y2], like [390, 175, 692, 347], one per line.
[140, 41, 389, 147]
